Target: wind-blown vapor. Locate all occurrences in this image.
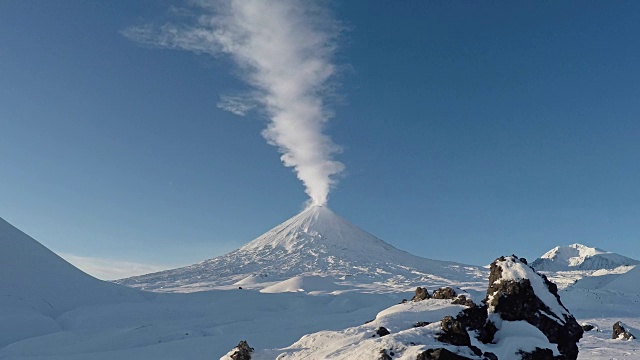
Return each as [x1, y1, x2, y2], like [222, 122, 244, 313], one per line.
[123, 0, 344, 206]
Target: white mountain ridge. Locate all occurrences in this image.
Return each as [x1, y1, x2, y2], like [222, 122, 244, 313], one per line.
[116, 206, 486, 293]
[531, 243, 639, 272]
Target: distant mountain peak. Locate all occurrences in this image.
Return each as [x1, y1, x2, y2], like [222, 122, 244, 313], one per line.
[532, 243, 639, 271]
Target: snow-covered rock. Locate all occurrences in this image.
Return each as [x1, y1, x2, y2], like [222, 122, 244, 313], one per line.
[116, 206, 485, 293]
[239, 255, 584, 360]
[531, 243, 639, 272]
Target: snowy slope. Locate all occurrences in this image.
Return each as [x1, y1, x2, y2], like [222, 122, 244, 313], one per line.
[116, 206, 486, 293]
[0, 216, 147, 315]
[0, 216, 148, 347]
[531, 243, 639, 272]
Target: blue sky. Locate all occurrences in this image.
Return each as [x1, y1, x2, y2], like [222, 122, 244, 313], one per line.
[1, 1, 639, 279]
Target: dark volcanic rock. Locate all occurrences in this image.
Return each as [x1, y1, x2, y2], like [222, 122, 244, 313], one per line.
[413, 321, 431, 328]
[483, 352, 498, 360]
[378, 349, 392, 360]
[452, 295, 476, 307]
[581, 324, 595, 332]
[412, 287, 431, 301]
[229, 340, 253, 360]
[612, 321, 635, 340]
[437, 316, 471, 346]
[416, 348, 473, 360]
[454, 305, 496, 344]
[486, 256, 583, 359]
[518, 347, 563, 359]
[375, 327, 390, 337]
[432, 287, 457, 300]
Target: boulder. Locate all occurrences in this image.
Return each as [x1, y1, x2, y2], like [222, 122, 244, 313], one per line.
[416, 348, 474, 360]
[581, 324, 595, 332]
[517, 347, 562, 360]
[437, 316, 470, 346]
[378, 349, 392, 360]
[229, 340, 253, 360]
[452, 295, 475, 307]
[612, 321, 635, 340]
[432, 287, 457, 300]
[412, 287, 431, 301]
[375, 327, 390, 337]
[413, 321, 431, 328]
[486, 256, 583, 359]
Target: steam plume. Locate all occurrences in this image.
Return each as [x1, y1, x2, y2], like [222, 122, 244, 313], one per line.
[123, 0, 344, 206]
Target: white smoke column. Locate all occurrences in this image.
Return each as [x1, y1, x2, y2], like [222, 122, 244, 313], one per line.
[123, 0, 344, 206]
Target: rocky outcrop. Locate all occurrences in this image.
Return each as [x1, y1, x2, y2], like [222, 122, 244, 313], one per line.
[612, 321, 635, 340]
[375, 327, 390, 337]
[485, 256, 583, 359]
[438, 316, 470, 346]
[452, 295, 475, 307]
[581, 324, 595, 332]
[378, 349, 392, 360]
[416, 348, 474, 360]
[517, 347, 561, 359]
[416, 255, 582, 359]
[227, 340, 253, 360]
[432, 287, 457, 300]
[412, 287, 431, 301]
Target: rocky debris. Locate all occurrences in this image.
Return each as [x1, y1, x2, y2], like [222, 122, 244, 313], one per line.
[517, 347, 564, 359]
[486, 256, 583, 359]
[412, 287, 431, 301]
[378, 349, 392, 360]
[612, 321, 635, 340]
[228, 340, 253, 360]
[416, 348, 474, 360]
[452, 295, 475, 307]
[581, 324, 595, 332]
[413, 321, 431, 327]
[437, 316, 470, 346]
[453, 305, 497, 344]
[483, 352, 498, 360]
[414, 255, 582, 359]
[432, 287, 457, 300]
[375, 327, 390, 337]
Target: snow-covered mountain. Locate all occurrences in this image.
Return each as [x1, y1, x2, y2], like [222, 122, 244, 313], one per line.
[116, 206, 486, 292]
[0, 216, 145, 316]
[0, 216, 147, 348]
[531, 243, 639, 272]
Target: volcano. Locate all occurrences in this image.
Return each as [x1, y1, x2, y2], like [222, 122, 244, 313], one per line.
[116, 206, 485, 293]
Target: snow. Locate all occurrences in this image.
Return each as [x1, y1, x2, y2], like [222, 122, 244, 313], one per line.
[489, 256, 569, 322]
[3, 211, 640, 359]
[260, 275, 343, 293]
[532, 243, 639, 272]
[115, 206, 486, 294]
[488, 318, 560, 357]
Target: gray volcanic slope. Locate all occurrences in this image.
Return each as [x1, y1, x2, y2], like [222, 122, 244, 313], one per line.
[116, 206, 486, 292]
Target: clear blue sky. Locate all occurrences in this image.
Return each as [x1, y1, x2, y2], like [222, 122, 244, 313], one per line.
[1, 1, 639, 279]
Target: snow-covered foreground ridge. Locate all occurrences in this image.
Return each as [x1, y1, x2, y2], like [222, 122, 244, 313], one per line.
[225, 256, 585, 360]
[116, 206, 486, 293]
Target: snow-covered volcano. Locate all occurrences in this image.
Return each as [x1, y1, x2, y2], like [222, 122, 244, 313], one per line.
[531, 243, 639, 272]
[116, 206, 485, 292]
